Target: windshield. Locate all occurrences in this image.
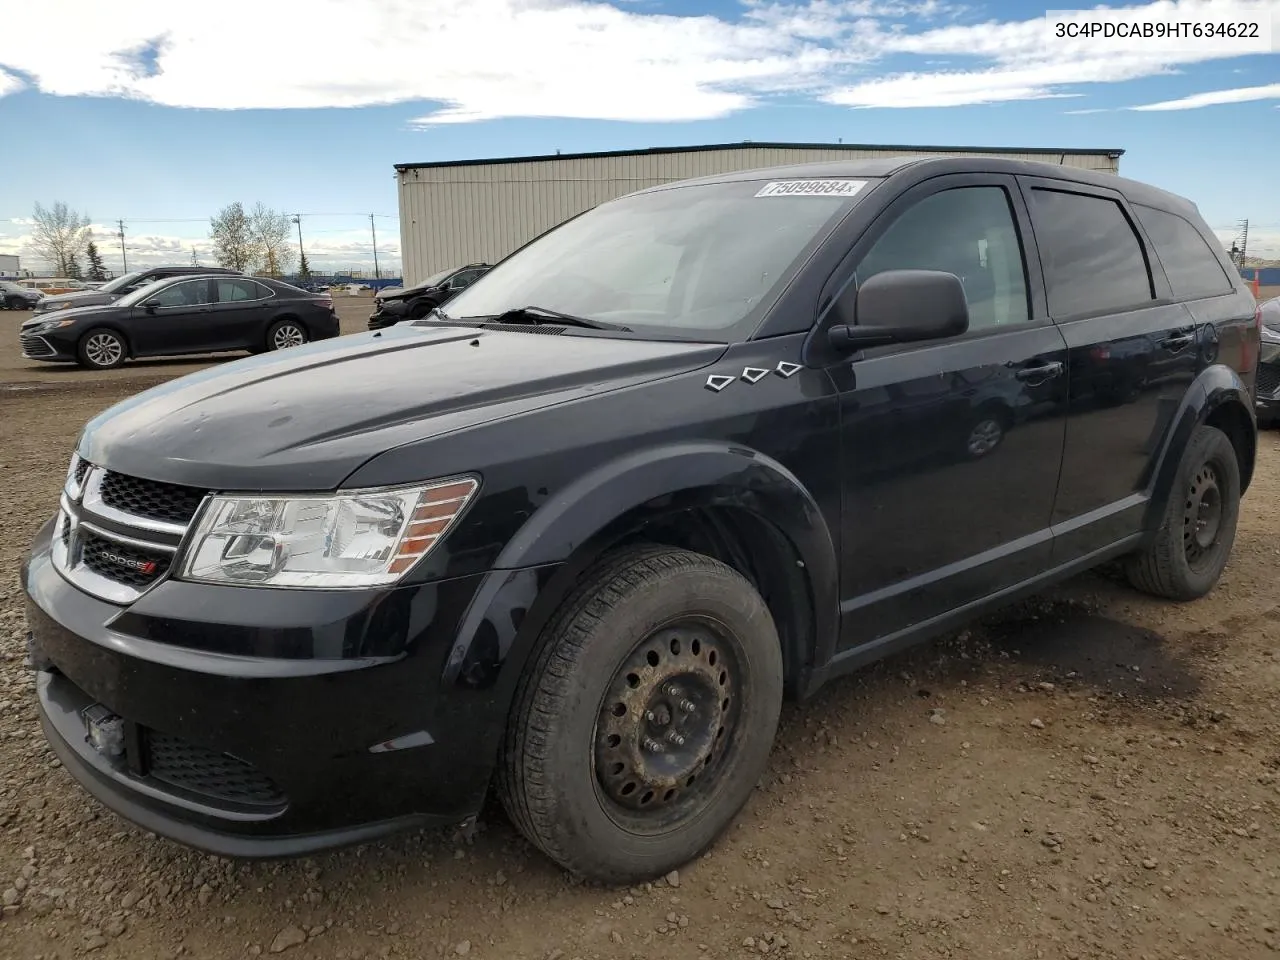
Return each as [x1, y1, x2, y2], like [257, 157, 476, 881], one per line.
[417, 267, 455, 289]
[443, 178, 872, 339]
[100, 270, 147, 293]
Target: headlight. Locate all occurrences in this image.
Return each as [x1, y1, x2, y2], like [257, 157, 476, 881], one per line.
[180, 477, 478, 588]
[26, 319, 75, 333]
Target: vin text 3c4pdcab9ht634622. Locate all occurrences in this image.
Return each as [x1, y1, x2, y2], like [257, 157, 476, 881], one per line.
[22, 156, 1259, 884]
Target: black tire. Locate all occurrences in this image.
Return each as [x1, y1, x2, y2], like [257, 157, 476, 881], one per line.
[76, 328, 127, 369]
[1125, 424, 1240, 601]
[266, 319, 308, 352]
[6, 296, 27, 310]
[409, 299, 438, 321]
[498, 545, 783, 883]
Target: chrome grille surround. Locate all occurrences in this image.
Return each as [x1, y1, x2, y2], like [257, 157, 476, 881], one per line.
[52, 459, 208, 605]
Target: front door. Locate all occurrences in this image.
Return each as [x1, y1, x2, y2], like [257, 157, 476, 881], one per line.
[128, 278, 216, 356]
[826, 176, 1070, 652]
[1017, 179, 1207, 563]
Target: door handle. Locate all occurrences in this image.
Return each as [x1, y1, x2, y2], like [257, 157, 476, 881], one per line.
[1161, 332, 1196, 350]
[1015, 360, 1064, 382]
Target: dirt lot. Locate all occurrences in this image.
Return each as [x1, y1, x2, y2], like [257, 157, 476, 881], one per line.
[1, 301, 1278, 959]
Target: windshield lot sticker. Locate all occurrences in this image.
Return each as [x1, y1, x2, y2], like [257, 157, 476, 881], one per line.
[755, 179, 867, 198]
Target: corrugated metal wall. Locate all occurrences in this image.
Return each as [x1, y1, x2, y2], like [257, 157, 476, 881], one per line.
[397, 146, 1121, 285]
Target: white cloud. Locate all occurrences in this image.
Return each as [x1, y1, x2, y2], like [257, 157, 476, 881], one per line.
[0, 0, 1276, 120]
[825, 0, 1280, 109]
[1129, 81, 1280, 110]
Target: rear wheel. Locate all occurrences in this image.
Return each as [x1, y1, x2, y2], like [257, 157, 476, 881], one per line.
[498, 545, 783, 883]
[1125, 424, 1240, 600]
[76, 328, 126, 369]
[6, 296, 26, 310]
[267, 319, 308, 351]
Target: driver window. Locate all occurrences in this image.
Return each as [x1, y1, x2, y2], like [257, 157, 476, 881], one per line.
[856, 186, 1030, 330]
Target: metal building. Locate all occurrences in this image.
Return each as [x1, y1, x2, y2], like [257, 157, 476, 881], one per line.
[395, 141, 1124, 286]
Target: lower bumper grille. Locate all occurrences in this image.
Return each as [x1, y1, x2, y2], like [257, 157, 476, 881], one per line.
[146, 731, 286, 809]
[19, 333, 55, 357]
[1258, 363, 1280, 399]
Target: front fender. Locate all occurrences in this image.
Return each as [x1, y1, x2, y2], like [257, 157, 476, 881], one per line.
[442, 441, 839, 695]
[1144, 364, 1256, 528]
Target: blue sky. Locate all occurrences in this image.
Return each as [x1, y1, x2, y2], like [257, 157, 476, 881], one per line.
[0, 0, 1277, 274]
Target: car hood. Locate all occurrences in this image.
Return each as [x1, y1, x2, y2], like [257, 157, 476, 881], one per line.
[78, 323, 726, 491]
[379, 282, 436, 302]
[35, 290, 118, 310]
[21, 301, 123, 328]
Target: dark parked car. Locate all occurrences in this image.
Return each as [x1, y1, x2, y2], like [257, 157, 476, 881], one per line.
[1256, 296, 1280, 427]
[368, 263, 490, 329]
[32, 265, 243, 314]
[19, 274, 339, 369]
[22, 157, 1258, 884]
[1, 279, 43, 310]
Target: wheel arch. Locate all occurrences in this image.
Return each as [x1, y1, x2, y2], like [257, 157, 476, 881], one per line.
[1144, 364, 1256, 529]
[78, 323, 133, 357]
[443, 442, 839, 704]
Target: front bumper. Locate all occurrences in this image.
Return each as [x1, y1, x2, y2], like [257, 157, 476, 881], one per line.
[368, 304, 409, 330]
[21, 518, 510, 857]
[19, 331, 73, 362]
[1256, 350, 1280, 424]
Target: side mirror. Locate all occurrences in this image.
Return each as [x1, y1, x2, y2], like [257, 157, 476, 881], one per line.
[144, 303, 158, 315]
[828, 269, 969, 352]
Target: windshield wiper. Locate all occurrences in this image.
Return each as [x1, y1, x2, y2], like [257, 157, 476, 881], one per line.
[486, 305, 631, 332]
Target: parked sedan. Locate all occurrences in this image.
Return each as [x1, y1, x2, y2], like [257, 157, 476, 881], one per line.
[1, 280, 43, 310]
[19, 274, 339, 370]
[32, 264, 243, 314]
[368, 263, 490, 329]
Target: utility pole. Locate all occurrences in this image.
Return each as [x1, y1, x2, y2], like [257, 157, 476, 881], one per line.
[117, 219, 128, 272]
[291, 214, 305, 271]
[369, 214, 380, 280]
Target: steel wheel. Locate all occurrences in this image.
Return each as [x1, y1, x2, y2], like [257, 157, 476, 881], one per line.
[270, 321, 307, 350]
[593, 618, 741, 832]
[1182, 462, 1223, 571]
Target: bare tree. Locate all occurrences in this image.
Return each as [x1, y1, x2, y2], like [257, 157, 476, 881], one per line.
[30, 201, 92, 276]
[249, 203, 295, 276]
[209, 202, 259, 272]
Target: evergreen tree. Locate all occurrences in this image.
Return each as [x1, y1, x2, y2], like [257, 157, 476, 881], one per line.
[85, 241, 107, 281]
[299, 251, 312, 278]
[66, 254, 83, 279]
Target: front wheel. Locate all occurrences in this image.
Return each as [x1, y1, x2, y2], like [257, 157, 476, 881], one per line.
[267, 319, 308, 351]
[77, 328, 127, 369]
[498, 545, 783, 883]
[1125, 424, 1241, 600]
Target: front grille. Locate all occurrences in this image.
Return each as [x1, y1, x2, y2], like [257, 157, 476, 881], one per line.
[80, 530, 171, 589]
[100, 471, 206, 525]
[146, 731, 285, 808]
[1258, 364, 1280, 398]
[19, 334, 54, 357]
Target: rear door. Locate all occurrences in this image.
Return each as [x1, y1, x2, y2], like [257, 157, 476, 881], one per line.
[1018, 178, 1202, 563]
[208, 278, 274, 349]
[828, 174, 1071, 650]
[129, 278, 216, 356]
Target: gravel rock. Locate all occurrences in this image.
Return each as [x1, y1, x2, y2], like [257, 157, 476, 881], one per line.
[455, 940, 472, 956]
[270, 925, 307, 953]
[1030, 718, 1046, 729]
[665, 870, 681, 888]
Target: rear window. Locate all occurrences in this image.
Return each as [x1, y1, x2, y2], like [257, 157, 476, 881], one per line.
[1133, 204, 1235, 301]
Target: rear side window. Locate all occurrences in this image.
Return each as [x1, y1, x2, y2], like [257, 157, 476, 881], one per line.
[217, 279, 264, 302]
[1029, 188, 1154, 318]
[1133, 204, 1234, 300]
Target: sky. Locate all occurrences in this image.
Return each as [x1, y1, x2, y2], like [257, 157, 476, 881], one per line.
[0, 0, 1277, 277]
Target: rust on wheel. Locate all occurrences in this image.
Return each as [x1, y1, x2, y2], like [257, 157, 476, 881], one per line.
[1183, 462, 1223, 572]
[592, 619, 741, 830]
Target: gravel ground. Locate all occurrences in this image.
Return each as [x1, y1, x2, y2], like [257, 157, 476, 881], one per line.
[2, 302, 1278, 959]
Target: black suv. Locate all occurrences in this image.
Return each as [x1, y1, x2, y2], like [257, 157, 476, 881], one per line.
[367, 263, 490, 329]
[21, 157, 1259, 884]
[33, 265, 243, 314]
